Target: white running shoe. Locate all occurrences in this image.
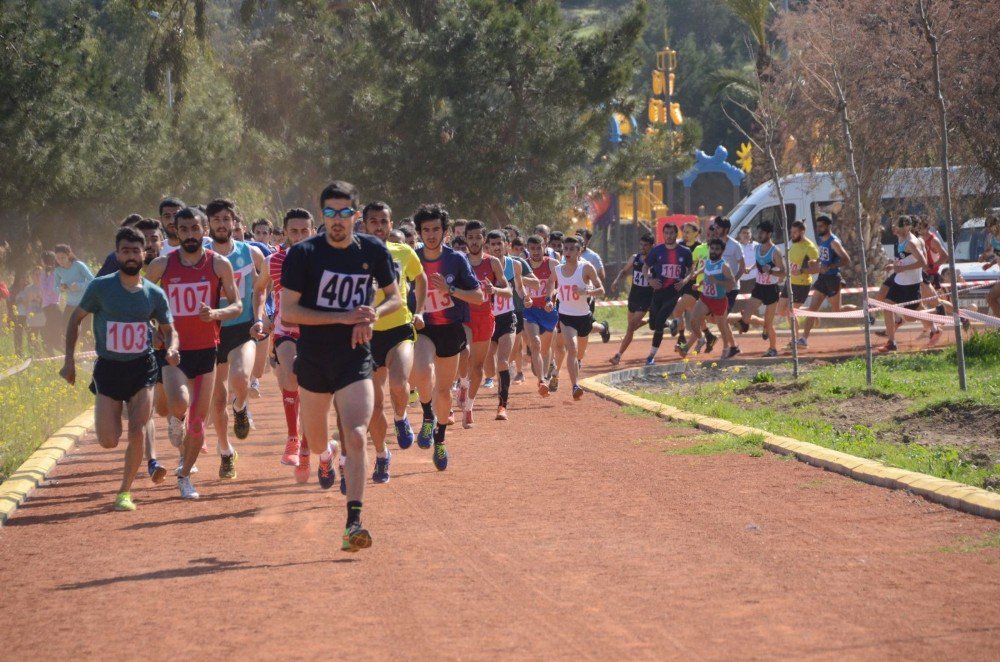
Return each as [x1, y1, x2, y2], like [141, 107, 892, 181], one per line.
[167, 416, 184, 448]
[175, 462, 199, 476]
[177, 475, 199, 499]
[249, 378, 261, 398]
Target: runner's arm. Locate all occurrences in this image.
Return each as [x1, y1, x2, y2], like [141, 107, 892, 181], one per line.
[491, 257, 512, 298]
[159, 322, 180, 365]
[721, 264, 736, 293]
[59, 306, 89, 385]
[250, 250, 268, 335]
[770, 250, 786, 278]
[582, 263, 605, 298]
[511, 260, 527, 300]
[210, 254, 243, 322]
[931, 236, 950, 264]
[610, 261, 631, 290]
[280, 287, 376, 326]
[373, 281, 402, 322]
[831, 239, 853, 269]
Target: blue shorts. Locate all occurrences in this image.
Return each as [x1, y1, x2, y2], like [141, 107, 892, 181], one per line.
[522, 306, 559, 333]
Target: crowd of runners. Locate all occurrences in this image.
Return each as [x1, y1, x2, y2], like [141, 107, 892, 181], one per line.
[55, 180, 1000, 553]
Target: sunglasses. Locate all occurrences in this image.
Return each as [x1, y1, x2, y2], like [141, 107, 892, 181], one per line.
[323, 207, 356, 219]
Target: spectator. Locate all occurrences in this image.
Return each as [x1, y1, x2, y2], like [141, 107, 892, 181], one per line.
[39, 251, 62, 351]
[16, 266, 47, 353]
[53, 243, 94, 342]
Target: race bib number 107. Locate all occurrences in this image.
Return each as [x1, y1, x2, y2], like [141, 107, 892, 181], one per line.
[316, 271, 371, 310]
[168, 282, 211, 317]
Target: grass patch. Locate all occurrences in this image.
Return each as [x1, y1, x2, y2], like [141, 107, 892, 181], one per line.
[938, 532, 1000, 554]
[629, 332, 1000, 488]
[621, 404, 656, 417]
[665, 432, 765, 457]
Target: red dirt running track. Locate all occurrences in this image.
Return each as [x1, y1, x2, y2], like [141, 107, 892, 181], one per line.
[1, 330, 998, 659]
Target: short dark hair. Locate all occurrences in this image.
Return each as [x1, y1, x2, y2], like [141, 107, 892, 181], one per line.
[663, 223, 678, 233]
[362, 201, 392, 221]
[465, 220, 485, 234]
[115, 226, 146, 248]
[175, 206, 207, 225]
[451, 235, 467, 248]
[575, 228, 593, 241]
[639, 233, 655, 244]
[252, 218, 273, 231]
[413, 203, 451, 232]
[713, 216, 732, 232]
[709, 238, 726, 250]
[54, 244, 75, 259]
[121, 213, 143, 227]
[526, 235, 544, 246]
[486, 229, 505, 242]
[283, 208, 313, 227]
[135, 218, 164, 237]
[320, 180, 359, 208]
[511, 236, 525, 247]
[453, 219, 468, 229]
[681, 222, 699, 233]
[504, 224, 521, 239]
[791, 219, 806, 231]
[399, 226, 415, 240]
[159, 197, 185, 214]
[816, 213, 833, 226]
[205, 198, 237, 218]
[549, 231, 564, 241]
[757, 220, 774, 234]
[896, 214, 913, 227]
[562, 235, 581, 247]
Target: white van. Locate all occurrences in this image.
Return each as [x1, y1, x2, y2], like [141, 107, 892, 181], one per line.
[724, 167, 995, 255]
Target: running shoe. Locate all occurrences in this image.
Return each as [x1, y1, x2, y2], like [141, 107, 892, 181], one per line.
[417, 418, 436, 449]
[483, 377, 495, 389]
[879, 341, 898, 352]
[167, 415, 184, 448]
[372, 451, 391, 484]
[737, 319, 750, 334]
[600, 320, 611, 343]
[219, 451, 238, 480]
[496, 405, 508, 421]
[295, 451, 311, 484]
[609, 353, 621, 366]
[676, 341, 688, 355]
[572, 385, 584, 401]
[177, 475, 199, 500]
[341, 521, 372, 553]
[796, 337, 808, 348]
[456, 384, 468, 410]
[725, 346, 742, 359]
[433, 441, 449, 471]
[318, 455, 336, 490]
[249, 377, 261, 399]
[463, 409, 474, 429]
[175, 462, 198, 476]
[761, 330, 769, 341]
[669, 318, 679, 336]
[549, 374, 559, 393]
[538, 380, 550, 397]
[395, 419, 414, 449]
[148, 459, 167, 484]
[281, 437, 300, 466]
[928, 327, 942, 345]
[233, 400, 251, 440]
[868, 314, 877, 326]
[645, 356, 655, 366]
[764, 348, 778, 358]
[704, 334, 717, 354]
[513, 372, 525, 385]
[693, 338, 706, 354]
[114, 492, 136, 512]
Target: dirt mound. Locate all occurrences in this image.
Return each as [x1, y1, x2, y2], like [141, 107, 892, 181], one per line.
[893, 402, 1000, 466]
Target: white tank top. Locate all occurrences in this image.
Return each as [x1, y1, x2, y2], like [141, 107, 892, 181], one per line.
[895, 238, 922, 286]
[555, 261, 591, 316]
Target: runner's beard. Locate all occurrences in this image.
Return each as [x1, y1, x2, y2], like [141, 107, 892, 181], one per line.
[211, 227, 231, 243]
[119, 261, 142, 276]
[181, 239, 201, 253]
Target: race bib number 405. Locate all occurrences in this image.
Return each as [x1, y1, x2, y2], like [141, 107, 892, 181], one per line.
[316, 271, 371, 310]
[106, 321, 148, 354]
[167, 282, 211, 317]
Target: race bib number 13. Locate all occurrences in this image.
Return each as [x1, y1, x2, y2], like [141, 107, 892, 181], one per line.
[425, 288, 454, 313]
[106, 321, 148, 354]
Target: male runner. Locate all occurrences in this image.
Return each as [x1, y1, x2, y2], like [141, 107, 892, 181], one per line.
[679, 238, 738, 358]
[61, 227, 179, 511]
[252, 218, 275, 247]
[778, 220, 819, 344]
[257, 208, 314, 483]
[521, 235, 559, 395]
[281, 181, 401, 552]
[644, 223, 693, 365]
[980, 213, 1000, 317]
[575, 228, 612, 347]
[881, 215, 935, 351]
[144, 207, 242, 499]
[206, 199, 268, 480]
[485, 229, 528, 420]
[915, 216, 952, 333]
[609, 233, 654, 365]
[740, 220, 786, 357]
[554, 236, 604, 399]
[457, 220, 510, 427]
[671, 222, 713, 353]
[801, 214, 853, 345]
[363, 201, 427, 483]
[158, 197, 186, 254]
[410, 204, 483, 469]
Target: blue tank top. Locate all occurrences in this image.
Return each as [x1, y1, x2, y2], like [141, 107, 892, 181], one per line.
[817, 234, 841, 276]
[992, 236, 1000, 252]
[755, 244, 778, 285]
[502, 255, 515, 282]
[218, 241, 256, 326]
[702, 258, 728, 299]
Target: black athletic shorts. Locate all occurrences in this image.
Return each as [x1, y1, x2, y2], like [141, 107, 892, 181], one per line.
[514, 311, 524, 334]
[922, 271, 941, 289]
[154, 347, 167, 384]
[295, 341, 372, 394]
[727, 289, 739, 311]
[217, 321, 255, 363]
[882, 274, 896, 288]
[780, 283, 811, 305]
[648, 288, 682, 331]
[418, 321, 467, 359]
[750, 283, 780, 306]
[558, 313, 594, 336]
[628, 286, 653, 313]
[371, 323, 415, 369]
[90, 354, 157, 402]
[814, 273, 843, 298]
[887, 282, 922, 310]
[272, 334, 297, 365]
[177, 347, 218, 379]
[680, 281, 699, 299]
[739, 279, 756, 295]
[491, 312, 517, 343]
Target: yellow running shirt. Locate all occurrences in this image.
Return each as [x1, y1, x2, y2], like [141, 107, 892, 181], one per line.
[787, 238, 819, 286]
[374, 241, 423, 331]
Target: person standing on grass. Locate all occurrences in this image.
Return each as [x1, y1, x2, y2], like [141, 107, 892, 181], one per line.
[39, 251, 62, 352]
[60, 227, 179, 512]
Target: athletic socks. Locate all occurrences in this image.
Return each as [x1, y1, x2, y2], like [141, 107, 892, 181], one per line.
[463, 396, 475, 412]
[499, 369, 510, 406]
[704, 328, 715, 341]
[434, 423, 447, 445]
[421, 400, 434, 419]
[281, 389, 299, 437]
[459, 377, 470, 391]
[678, 331, 687, 343]
[320, 444, 333, 462]
[346, 501, 362, 527]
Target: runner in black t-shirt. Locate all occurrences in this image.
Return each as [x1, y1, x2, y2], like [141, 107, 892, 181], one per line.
[281, 181, 400, 553]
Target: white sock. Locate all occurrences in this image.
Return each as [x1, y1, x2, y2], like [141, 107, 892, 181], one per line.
[377, 450, 388, 459]
[464, 396, 475, 412]
[320, 443, 333, 462]
[460, 378, 470, 390]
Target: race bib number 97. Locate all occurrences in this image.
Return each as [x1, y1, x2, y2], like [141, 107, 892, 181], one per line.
[106, 321, 148, 354]
[168, 282, 211, 317]
[316, 271, 371, 310]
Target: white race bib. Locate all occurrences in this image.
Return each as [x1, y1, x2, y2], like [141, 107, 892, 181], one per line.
[167, 281, 212, 317]
[316, 271, 371, 311]
[492, 294, 513, 315]
[558, 284, 581, 303]
[425, 288, 454, 313]
[106, 321, 149, 354]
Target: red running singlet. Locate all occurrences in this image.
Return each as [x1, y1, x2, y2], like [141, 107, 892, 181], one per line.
[470, 256, 498, 317]
[161, 250, 221, 350]
[528, 258, 552, 308]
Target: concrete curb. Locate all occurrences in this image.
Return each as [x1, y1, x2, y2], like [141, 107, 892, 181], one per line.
[579, 365, 1000, 521]
[0, 408, 95, 525]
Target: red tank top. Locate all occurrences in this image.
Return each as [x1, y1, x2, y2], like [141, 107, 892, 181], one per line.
[268, 247, 299, 338]
[161, 250, 221, 350]
[529, 258, 552, 308]
[470, 255, 497, 316]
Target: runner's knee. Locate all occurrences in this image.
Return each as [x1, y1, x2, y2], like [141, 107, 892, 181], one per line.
[187, 415, 205, 437]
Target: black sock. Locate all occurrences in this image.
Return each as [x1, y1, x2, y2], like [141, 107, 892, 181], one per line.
[704, 328, 715, 341]
[678, 331, 686, 343]
[499, 369, 510, 406]
[651, 330, 663, 348]
[434, 423, 447, 445]
[421, 400, 434, 419]
[347, 500, 362, 527]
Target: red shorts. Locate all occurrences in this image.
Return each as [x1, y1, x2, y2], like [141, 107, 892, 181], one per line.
[700, 296, 729, 318]
[466, 312, 495, 344]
